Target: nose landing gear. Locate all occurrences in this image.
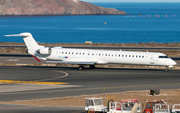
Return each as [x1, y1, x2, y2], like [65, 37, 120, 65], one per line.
[79, 65, 84, 70]
[165, 66, 168, 72]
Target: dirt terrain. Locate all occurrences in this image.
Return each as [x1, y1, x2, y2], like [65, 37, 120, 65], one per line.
[1, 42, 180, 47]
[1, 89, 180, 108]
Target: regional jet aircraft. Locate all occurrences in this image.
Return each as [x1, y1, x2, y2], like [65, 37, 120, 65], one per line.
[5, 33, 177, 71]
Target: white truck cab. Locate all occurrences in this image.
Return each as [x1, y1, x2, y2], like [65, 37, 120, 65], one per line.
[85, 97, 107, 113]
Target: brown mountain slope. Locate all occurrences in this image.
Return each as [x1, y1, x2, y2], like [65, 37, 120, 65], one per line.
[0, 0, 126, 15]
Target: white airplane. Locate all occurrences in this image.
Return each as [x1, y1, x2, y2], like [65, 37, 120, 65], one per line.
[5, 32, 177, 71]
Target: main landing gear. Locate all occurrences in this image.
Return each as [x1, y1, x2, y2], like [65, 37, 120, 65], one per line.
[78, 65, 96, 70]
[89, 65, 95, 69]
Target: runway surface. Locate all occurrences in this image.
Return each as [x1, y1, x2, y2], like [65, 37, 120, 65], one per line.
[0, 104, 84, 113]
[1, 66, 180, 112]
[1, 66, 180, 101]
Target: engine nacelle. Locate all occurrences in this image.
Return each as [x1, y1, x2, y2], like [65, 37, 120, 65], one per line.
[37, 47, 52, 55]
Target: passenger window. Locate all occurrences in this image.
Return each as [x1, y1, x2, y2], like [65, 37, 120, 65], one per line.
[132, 55, 134, 57]
[112, 54, 113, 57]
[76, 52, 78, 55]
[99, 54, 101, 56]
[79, 53, 81, 55]
[122, 55, 124, 57]
[83, 53, 85, 55]
[62, 52, 64, 54]
[136, 55, 138, 58]
[115, 54, 117, 57]
[69, 52, 70, 54]
[65, 52, 67, 54]
[139, 56, 141, 58]
[119, 55, 120, 57]
[106, 54, 107, 56]
[88, 53, 90, 55]
[109, 54, 110, 56]
[92, 53, 94, 56]
[126, 55, 127, 57]
[72, 52, 74, 54]
[142, 56, 144, 58]
[129, 55, 131, 57]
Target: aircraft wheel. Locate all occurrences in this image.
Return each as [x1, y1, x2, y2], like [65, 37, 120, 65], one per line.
[165, 66, 168, 72]
[79, 65, 84, 70]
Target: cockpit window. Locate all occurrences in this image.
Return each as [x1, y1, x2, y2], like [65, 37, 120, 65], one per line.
[159, 56, 169, 58]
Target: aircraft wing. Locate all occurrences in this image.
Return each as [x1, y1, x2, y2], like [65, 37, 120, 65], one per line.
[44, 61, 97, 65]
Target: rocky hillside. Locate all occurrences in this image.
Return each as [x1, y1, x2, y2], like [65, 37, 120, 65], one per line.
[0, 0, 126, 15]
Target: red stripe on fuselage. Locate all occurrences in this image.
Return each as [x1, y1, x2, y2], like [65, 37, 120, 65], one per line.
[32, 55, 42, 62]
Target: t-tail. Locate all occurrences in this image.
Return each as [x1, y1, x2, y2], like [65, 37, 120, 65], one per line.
[4, 33, 44, 55]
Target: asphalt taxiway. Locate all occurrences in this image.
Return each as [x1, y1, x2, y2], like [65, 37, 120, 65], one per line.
[0, 104, 84, 113]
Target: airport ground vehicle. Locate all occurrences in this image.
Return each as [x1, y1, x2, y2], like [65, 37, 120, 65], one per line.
[144, 100, 166, 113]
[85, 97, 107, 113]
[144, 100, 180, 113]
[120, 99, 142, 112]
[172, 104, 180, 113]
[85, 98, 142, 113]
[108, 99, 142, 113]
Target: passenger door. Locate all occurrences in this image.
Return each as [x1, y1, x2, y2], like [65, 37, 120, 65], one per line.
[150, 56, 155, 65]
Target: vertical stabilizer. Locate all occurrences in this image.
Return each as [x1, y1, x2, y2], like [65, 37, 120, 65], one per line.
[5, 32, 43, 55]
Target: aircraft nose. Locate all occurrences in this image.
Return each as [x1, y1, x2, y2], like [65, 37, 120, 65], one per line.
[168, 59, 177, 68]
[172, 60, 177, 66]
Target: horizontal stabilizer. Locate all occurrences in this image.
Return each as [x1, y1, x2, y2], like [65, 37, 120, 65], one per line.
[4, 33, 31, 37]
[44, 61, 96, 65]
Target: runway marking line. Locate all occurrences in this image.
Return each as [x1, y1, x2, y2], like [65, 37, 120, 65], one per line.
[0, 80, 69, 85]
[37, 71, 68, 81]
